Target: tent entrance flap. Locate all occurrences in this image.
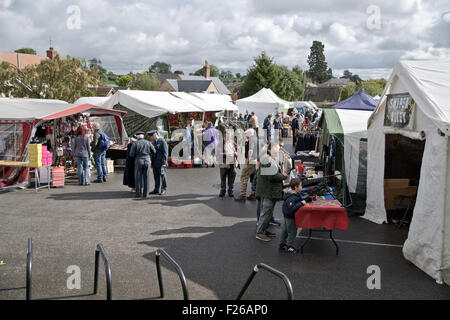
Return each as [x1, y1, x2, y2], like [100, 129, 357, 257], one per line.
[383, 134, 425, 220]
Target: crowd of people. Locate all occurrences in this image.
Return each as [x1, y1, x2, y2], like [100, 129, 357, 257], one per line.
[74, 110, 319, 253]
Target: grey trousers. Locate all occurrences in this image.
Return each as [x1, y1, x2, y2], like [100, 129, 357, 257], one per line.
[256, 197, 277, 236]
[135, 157, 151, 197]
[280, 218, 297, 247]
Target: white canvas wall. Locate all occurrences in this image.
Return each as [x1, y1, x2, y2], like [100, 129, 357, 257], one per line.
[364, 69, 450, 284]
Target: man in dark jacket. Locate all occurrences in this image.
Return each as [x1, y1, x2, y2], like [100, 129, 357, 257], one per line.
[273, 113, 282, 139]
[263, 114, 272, 143]
[91, 122, 108, 183]
[291, 114, 300, 147]
[149, 131, 169, 195]
[280, 178, 313, 253]
[130, 132, 156, 198]
[255, 143, 289, 242]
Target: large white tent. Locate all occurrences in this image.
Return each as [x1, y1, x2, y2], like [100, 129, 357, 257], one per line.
[236, 88, 292, 127]
[170, 92, 224, 112]
[363, 59, 450, 284]
[102, 90, 204, 117]
[190, 92, 238, 112]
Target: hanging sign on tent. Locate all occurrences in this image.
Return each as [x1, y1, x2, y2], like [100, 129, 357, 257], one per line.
[384, 93, 415, 130]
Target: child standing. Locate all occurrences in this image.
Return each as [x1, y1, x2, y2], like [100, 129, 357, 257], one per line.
[280, 178, 312, 253]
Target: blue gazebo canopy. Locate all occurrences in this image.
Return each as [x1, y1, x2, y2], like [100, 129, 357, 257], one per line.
[333, 90, 377, 111]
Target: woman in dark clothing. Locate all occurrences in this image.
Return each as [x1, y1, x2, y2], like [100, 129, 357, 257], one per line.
[123, 136, 137, 192]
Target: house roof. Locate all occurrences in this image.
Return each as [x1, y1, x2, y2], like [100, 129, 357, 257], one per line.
[303, 86, 341, 103]
[179, 75, 231, 95]
[0, 52, 48, 70]
[163, 79, 215, 93]
[155, 73, 180, 84]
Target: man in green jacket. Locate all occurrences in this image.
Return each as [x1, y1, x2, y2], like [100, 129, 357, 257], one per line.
[255, 143, 289, 242]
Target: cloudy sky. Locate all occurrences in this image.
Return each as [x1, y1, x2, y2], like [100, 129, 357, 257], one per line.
[1, 0, 449, 79]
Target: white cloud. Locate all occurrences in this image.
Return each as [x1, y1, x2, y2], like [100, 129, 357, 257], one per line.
[0, 0, 448, 78]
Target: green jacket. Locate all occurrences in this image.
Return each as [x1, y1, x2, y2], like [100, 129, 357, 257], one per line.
[255, 154, 285, 200]
[91, 130, 102, 153]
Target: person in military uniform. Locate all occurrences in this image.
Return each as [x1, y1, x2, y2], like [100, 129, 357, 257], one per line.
[148, 130, 168, 195]
[129, 132, 156, 198]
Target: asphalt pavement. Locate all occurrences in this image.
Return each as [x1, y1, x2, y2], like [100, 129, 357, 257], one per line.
[0, 151, 449, 300]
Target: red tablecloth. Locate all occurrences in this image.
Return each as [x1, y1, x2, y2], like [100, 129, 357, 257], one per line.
[295, 199, 349, 231]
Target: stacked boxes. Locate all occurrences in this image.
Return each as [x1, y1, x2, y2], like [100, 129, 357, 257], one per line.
[28, 144, 42, 167]
[51, 166, 65, 187]
[41, 145, 53, 166]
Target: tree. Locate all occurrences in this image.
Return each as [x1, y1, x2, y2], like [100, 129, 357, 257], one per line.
[292, 65, 306, 84]
[273, 65, 303, 101]
[88, 58, 107, 83]
[326, 68, 333, 81]
[116, 75, 132, 87]
[341, 70, 362, 85]
[149, 61, 172, 74]
[219, 70, 234, 79]
[340, 82, 357, 101]
[361, 79, 387, 96]
[174, 70, 184, 75]
[307, 40, 328, 84]
[0, 61, 16, 87]
[235, 73, 241, 79]
[0, 56, 99, 102]
[132, 73, 160, 91]
[239, 51, 279, 98]
[14, 48, 37, 55]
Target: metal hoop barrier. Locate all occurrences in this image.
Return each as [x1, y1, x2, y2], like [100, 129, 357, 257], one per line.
[93, 244, 112, 300]
[26, 238, 32, 300]
[155, 248, 189, 300]
[236, 263, 294, 300]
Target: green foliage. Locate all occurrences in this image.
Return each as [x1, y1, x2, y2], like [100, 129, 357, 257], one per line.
[339, 82, 357, 101]
[239, 51, 279, 98]
[174, 70, 184, 75]
[132, 73, 160, 91]
[307, 40, 328, 84]
[219, 70, 234, 80]
[149, 61, 172, 74]
[116, 75, 132, 87]
[273, 65, 303, 101]
[0, 61, 16, 86]
[235, 73, 241, 79]
[14, 48, 37, 55]
[239, 51, 303, 101]
[89, 58, 108, 83]
[341, 70, 362, 85]
[327, 68, 333, 81]
[361, 79, 387, 96]
[0, 56, 99, 102]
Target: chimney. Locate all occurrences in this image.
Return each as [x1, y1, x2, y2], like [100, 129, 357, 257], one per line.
[46, 47, 58, 60]
[204, 59, 210, 79]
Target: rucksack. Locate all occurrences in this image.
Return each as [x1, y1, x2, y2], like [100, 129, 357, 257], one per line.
[97, 131, 110, 151]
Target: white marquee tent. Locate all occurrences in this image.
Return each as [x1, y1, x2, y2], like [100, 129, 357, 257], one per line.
[236, 88, 292, 128]
[102, 90, 204, 117]
[363, 59, 450, 284]
[190, 92, 238, 112]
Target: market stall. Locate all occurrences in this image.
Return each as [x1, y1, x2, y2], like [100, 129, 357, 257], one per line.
[363, 59, 450, 285]
[0, 98, 126, 190]
[236, 88, 292, 130]
[317, 90, 376, 213]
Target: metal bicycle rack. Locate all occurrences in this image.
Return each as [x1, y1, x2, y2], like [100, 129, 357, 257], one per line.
[23, 242, 294, 300]
[26, 238, 32, 300]
[24, 240, 112, 300]
[236, 263, 294, 300]
[155, 248, 189, 300]
[93, 244, 112, 300]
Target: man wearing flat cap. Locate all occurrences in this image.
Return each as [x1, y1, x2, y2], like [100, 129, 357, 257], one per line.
[148, 130, 168, 195]
[129, 132, 156, 198]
